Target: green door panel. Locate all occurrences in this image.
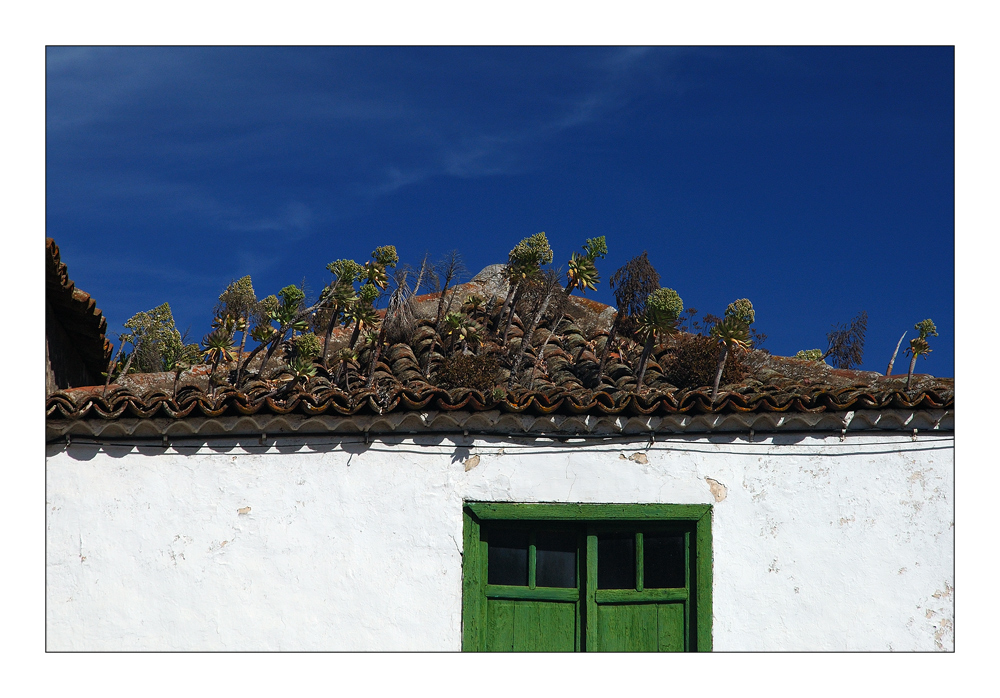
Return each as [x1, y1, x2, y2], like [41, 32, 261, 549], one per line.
[486, 599, 515, 651]
[594, 604, 659, 652]
[657, 603, 686, 652]
[486, 599, 577, 652]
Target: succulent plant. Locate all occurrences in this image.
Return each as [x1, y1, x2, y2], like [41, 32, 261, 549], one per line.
[202, 326, 236, 363]
[326, 259, 364, 283]
[709, 314, 751, 402]
[250, 324, 277, 344]
[794, 349, 824, 362]
[255, 295, 280, 321]
[462, 294, 486, 317]
[372, 245, 399, 269]
[444, 312, 481, 353]
[497, 233, 554, 342]
[278, 284, 305, 309]
[292, 332, 322, 361]
[332, 347, 359, 388]
[509, 232, 553, 268]
[633, 288, 682, 389]
[725, 298, 755, 326]
[915, 319, 938, 340]
[358, 282, 380, 305]
[565, 236, 608, 296]
[583, 236, 608, 260]
[905, 319, 936, 390]
[201, 325, 237, 394]
[281, 355, 317, 384]
[363, 261, 389, 290]
[120, 302, 192, 375]
[648, 288, 684, 324]
[566, 253, 600, 295]
[318, 261, 363, 368]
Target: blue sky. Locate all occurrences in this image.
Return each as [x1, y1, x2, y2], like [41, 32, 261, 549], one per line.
[46, 46, 954, 375]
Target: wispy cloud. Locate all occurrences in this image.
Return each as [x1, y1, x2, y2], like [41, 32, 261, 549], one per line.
[356, 48, 673, 197]
[48, 47, 675, 253]
[227, 201, 315, 240]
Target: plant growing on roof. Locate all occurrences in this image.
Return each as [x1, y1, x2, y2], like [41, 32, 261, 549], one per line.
[597, 252, 661, 380]
[167, 343, 202, 397]
[118, 302, 194, 376]
[436, 352, 502, 392]
[710, 299, 754, 403]
[905, 319, 938, 390]
[215, 276, 257, 382]
[345, 282, 381, 350]
[234, 294, 280, 386]
[277, 333, 321, 387]
[255, 284, 320, 381]
[102, 334, 137, 397]
[443, 311, 482, 355]
[496, 232, 553, 343]
[794, 349, 825, 362]
[725, 298, 755, 326]
[633, 287, 683, 390]
[659, 332, 748, 389]
[201, 321, 237, 394]
[291, 332, 322, 362]
[363, 245, 399, 291]
[461, 294, 486, 321]
[821, 310, 868, 370]
[372, 245, 399, 270]
[885, 331, 907, 376]
[411, 252, 466, 379]
[280, 356, 317, 385]
[508, 269, 563, 388]
[332, 347, 359, 389]
[564, 236, 607, 296]
[431, 250, 467, 328]
[366, 267, 420, 388]
[320, 259, 363, 368]
[384, 270, 418, 344]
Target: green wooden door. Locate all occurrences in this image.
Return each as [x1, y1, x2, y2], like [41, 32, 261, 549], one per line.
[481, 526, 582, 652]
[462, 503, 712, 652]
[586, 527, 691, 652]
[486, 599, 577, 651]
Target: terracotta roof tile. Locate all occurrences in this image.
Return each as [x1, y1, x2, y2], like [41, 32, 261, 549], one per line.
[46, 238, 113, 378]
[45, 270, 953, 425]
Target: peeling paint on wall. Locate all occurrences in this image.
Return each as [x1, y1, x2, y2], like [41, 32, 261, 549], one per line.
[705, 477, 728, 502]
[932, 581, 953, 599]
[934, 618, 954, 651]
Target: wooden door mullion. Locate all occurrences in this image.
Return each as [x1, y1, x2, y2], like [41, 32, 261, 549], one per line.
[636, 531, 644, 592]
[586, 529, 598, 652]
[684, 530, 691, 651]
[528, 531, 537, 590]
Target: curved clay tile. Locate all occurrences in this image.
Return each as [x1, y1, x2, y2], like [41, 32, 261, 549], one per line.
[161, 399, 199, 419]
[45, 321, 954, 425]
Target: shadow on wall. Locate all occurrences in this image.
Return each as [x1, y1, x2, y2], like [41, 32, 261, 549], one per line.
[50, 428, 924, 465]
[53, 432, 583, 462]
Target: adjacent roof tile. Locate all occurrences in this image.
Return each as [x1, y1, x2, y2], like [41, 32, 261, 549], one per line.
[45, 264, 953, 426]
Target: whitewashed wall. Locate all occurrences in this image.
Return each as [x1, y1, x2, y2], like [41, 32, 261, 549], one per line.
[45, 432, 954, 651]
